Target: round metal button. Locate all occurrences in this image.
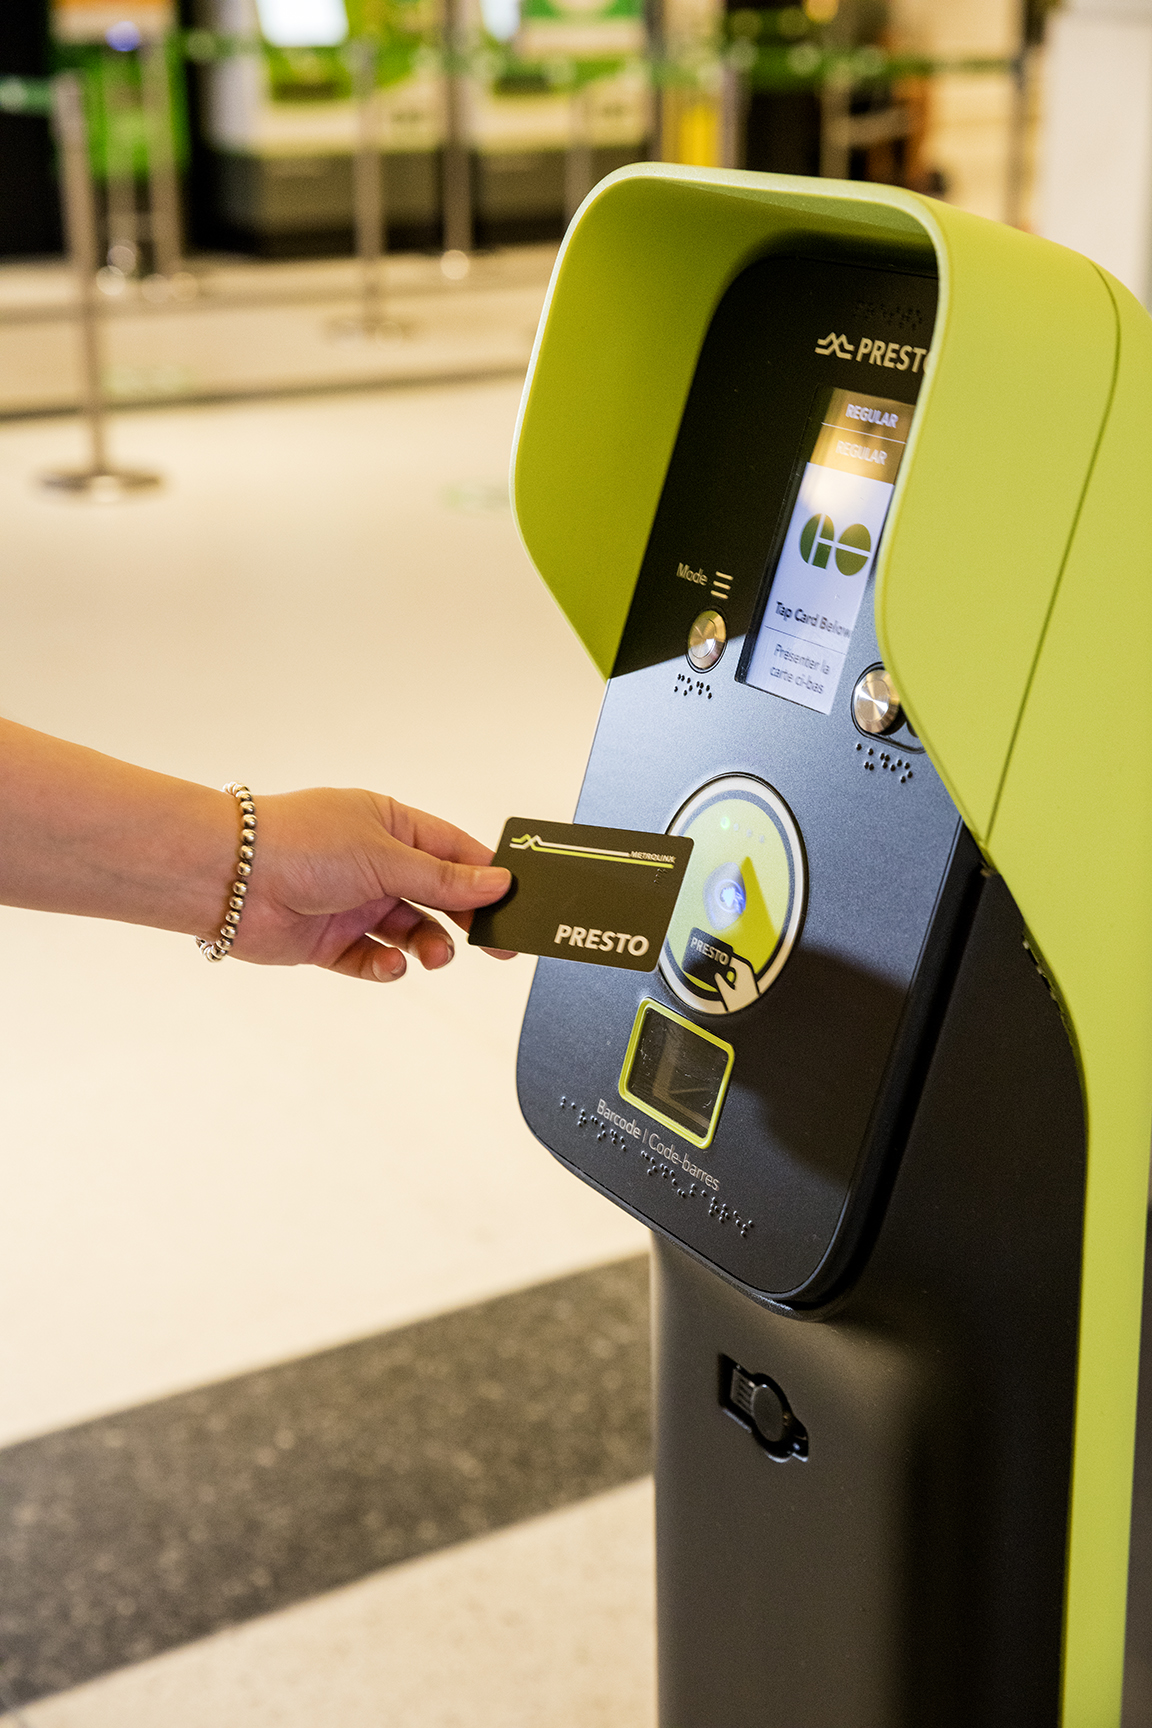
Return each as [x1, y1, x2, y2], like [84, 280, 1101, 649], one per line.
[687, 610, 727, 671]
[749, 1382, 787, 1445]
[852, 665, 903, 736]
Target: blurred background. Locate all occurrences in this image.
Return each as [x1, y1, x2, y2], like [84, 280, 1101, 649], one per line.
[0, 1, 1143, 1723]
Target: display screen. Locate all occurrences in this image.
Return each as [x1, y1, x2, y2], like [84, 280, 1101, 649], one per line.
[740, 388, 913, 715]
[255, 0, 348, 46]
[624, 1005, 732, 1141]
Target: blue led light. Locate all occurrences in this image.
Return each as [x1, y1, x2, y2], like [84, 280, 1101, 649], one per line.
[106, 20, 143, 49]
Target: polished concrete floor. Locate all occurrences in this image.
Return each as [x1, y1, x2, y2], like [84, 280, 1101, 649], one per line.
[0, 377, 652, 1722]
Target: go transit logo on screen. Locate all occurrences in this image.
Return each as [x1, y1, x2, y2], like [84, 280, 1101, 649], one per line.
[798, 514, 872, 577]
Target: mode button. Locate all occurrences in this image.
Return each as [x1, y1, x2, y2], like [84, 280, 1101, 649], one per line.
[687, 610, 726, 671]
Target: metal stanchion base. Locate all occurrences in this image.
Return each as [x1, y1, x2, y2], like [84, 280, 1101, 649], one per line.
[328, 314, 412, 344]
[440, 249, 471, 282]
[40, 468, 163, 501]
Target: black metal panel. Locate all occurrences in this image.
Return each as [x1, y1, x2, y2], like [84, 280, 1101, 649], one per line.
[654, 872, 1086, 1727]
[517, 246, 965, 1302]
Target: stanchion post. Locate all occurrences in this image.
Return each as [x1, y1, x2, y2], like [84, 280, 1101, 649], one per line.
[563, 83, 594, 223]
[1003, 0, 1035, 230]
[441, 0, 472, 271]
[54, 74, 108, 471]
[818, 73, 851, 180]
[330, 38, 407, 339]
[645, 0, 666, 159]
[718, 58, 744, 170]
[352, 38, 385, 325]
[43, 71, 161, 499]
[141, 33, 185, 281]
[102, 60, 140, 274]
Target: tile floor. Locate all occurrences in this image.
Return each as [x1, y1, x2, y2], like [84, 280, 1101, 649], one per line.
[0, 371, 655, 1721]
[0, 1259, 651, 1700]
[0, 378, 648, 1452]
[18, 1481, 656, 1728]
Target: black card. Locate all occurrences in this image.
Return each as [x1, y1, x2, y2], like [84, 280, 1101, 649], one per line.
[469, 819, 694, 970]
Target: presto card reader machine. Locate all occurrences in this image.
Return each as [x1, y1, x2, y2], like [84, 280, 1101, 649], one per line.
[511, 167, 1152, 1726]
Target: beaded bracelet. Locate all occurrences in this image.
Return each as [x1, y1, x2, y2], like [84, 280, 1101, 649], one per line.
[197, 783, 256, 963]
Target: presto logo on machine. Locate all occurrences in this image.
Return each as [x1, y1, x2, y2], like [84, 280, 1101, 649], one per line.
[815, 331, 929, 373]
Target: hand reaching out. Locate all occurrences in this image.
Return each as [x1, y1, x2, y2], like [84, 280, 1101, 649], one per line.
[230, 788, 513, 981]
[0, 719, 513, 984]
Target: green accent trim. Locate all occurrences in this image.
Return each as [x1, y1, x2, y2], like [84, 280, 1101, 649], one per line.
[511, 166, 930, 680]
[618, 999, 734, 1151]
[512, 164, 1152, 1724]
[509, 832, 676, 868]
[968, 270, 1152, 1728]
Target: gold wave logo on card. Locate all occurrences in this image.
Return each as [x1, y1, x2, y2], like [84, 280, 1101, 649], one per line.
[509, 834, 676, 868]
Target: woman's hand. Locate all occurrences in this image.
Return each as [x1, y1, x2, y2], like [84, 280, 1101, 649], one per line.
[0, 720, 512, 983]
[229, 788, 513, 982]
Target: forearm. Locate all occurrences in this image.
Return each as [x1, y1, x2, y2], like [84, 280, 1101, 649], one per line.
[0, 719, 236, 936]
[0, 719, 512, 980]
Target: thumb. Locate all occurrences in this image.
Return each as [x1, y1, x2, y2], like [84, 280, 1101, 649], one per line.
[381, 843, 510, 913]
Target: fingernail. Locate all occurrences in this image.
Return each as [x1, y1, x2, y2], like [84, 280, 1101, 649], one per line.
[372, 952, 402, 982]
[476, 867, 511, 895]
[431, 936, 454, 969]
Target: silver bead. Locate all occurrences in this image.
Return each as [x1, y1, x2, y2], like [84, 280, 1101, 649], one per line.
[239, 802, 255, 815]
[229, 896, 245, 912]
[220, 924, 234, 939]
[239, 845, 254, 861]
[231, 881, 247, 896]
[242, 821, 256, 836]
[236, 860, 252, 877]
[225, 911, 240, 927]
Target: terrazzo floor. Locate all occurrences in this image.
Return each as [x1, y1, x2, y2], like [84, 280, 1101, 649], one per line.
[18, 1481, 656, 1728]
[0, 374, 652, 1721]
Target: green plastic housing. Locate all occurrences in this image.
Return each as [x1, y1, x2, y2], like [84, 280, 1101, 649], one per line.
[510, 163, 1152, 1727]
